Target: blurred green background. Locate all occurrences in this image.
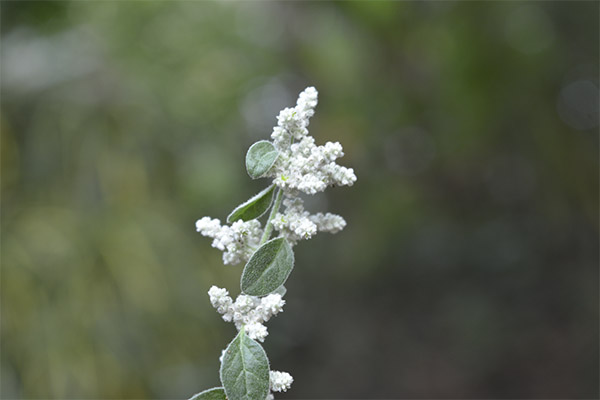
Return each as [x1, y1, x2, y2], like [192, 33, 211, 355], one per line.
[1, 1, 598, 399]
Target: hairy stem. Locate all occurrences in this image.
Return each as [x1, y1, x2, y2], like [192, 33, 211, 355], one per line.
[260, 188, 283, 244]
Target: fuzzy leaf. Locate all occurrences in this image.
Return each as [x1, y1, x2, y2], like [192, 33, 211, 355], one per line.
[246, 141, 278, 179]
[220, 329, 270, 400]
[188, 387, 226, 400]
[273, 285, 287, 297]
[227, 184, 275, 223]
[241, 237, 294, 296]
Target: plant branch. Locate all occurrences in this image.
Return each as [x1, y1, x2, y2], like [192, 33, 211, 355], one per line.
[260, 188, 283, 244]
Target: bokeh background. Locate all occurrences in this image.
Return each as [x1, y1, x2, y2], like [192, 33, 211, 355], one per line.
[1, 1, 598, 399]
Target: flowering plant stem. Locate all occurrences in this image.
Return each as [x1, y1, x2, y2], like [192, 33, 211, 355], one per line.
[191, 87, 356, 400]
[260, 188, 283, 245]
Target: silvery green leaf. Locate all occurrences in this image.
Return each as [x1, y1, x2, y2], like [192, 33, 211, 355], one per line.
[273, 285, 287, 297]
[220, 329, 270, 400]
[246, 141, 278, 179]
[227, 184, 275, 223]
[188, 387, 226, 400]
[241, 237, 294, 296]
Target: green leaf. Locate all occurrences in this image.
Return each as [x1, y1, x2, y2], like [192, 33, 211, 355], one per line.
[241, 237, 294, 296]
[227, 184, 275, 223]
[220, 329, 270, 400]
[246, 141, 278, 179]
[273, 285, 287, 297]
[188, 387, 226, 400]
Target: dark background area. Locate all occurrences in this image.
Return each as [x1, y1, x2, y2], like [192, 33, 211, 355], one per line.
[1, 1, 598, 399]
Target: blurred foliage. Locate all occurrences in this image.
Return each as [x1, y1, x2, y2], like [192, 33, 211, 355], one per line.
[1, 1, 598, 399]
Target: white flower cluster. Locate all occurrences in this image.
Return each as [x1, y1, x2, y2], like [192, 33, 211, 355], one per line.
[269, 370, 293, 393]
[208, 286, 285, 342]
[271, 86, 318, 149]
[268, 87, 357, 195]
[272, 197, 346, 246]
[196, 87, 355, 261]
[195, 217, 263, 265]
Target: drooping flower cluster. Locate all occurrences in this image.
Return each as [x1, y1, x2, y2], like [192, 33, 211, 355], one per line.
[196, 217, 263, 265]
[208, 286, 284, 342]
[268, 87, 356, 195]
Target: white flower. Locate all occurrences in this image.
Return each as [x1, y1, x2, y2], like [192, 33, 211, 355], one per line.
[259, 293, 286, 317]
[309, 212, 347, 234]
[272, 197, 316, 245]
[195, 217, 263, 265]
[267, 87, 356, 195]
[269, 370, 293, 392]
[208, 286, 285, 342]
[233, 294, 259, 314]
[270, 136, 356, 195]
[208, 286, 234, 322]
[208, 285, 229, 301]
[272, 197, 347, 245]
[244, 322, 268, 342]
[271, 86, 318, 150]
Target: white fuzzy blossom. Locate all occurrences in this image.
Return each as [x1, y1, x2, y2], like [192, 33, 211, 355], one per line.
[208, 286, 285, 342]
[269, 370, 294, 392]
[309, 212, 347, 234]
[271, 87, 318, 149]
[272, 197, 346, 246]
[268, 87, 356, 195]
[195, 217, 263, 265]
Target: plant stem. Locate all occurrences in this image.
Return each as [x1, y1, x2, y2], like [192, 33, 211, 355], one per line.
[260, 188, 283, 244]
